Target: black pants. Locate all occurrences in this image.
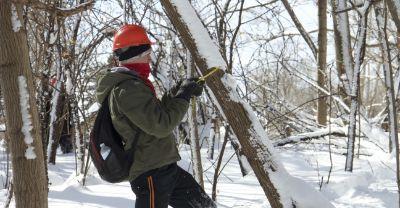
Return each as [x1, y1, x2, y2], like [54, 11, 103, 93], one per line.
[130, 163, 216, 208]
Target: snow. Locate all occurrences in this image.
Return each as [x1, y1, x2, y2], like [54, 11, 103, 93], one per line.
[220, 71, 334, 207]
[87, 102, 100, 115]
[49, 32, 57, 45]
[66, 70, 73, 95]
[17, 76, 36, 160]
[170, 0, 226, 71]
[10, 4, 21, 32]
[0, 124, 5, 132]
[1, 138, 397, 208]
[275, 127, 347, 146]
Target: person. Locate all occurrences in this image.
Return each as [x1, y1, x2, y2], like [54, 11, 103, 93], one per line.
[96, 24, 216, 208]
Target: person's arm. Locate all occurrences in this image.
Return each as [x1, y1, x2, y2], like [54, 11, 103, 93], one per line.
[113, 79, 189, 138]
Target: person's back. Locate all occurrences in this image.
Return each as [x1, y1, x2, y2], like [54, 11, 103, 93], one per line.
[96, 24, 216, 208]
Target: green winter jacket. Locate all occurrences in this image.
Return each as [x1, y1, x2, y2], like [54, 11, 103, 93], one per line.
[96, 67, 189, 181]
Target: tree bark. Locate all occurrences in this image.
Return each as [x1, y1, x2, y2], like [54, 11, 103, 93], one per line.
[317, 0, 328, 125]
[0, 1, 48, 207]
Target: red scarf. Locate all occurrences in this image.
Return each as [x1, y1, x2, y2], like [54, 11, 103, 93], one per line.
[122, 63, 156, 96]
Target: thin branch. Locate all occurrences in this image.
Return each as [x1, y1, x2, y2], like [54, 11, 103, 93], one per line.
[13, 0, 94, 17]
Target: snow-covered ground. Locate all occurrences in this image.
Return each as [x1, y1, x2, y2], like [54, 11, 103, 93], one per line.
[0, 136, 397, 208]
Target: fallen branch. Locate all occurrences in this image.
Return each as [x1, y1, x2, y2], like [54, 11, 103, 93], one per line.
[274, 127, 347, 146]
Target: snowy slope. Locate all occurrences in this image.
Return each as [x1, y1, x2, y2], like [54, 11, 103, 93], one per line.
[0, 136, 397, 208]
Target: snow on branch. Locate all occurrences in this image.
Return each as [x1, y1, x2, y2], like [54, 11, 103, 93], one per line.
[18, 76, 36, 160]
[168, 0, 226, 72]
[274, 127, 347, 146]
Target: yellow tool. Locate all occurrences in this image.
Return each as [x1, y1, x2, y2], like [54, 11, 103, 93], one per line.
[198, 67, 220, 83]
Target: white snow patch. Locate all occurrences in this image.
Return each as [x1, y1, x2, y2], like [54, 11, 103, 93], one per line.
[11, 4, 22, 32]
[221, 74, 240, 102]
[49, 32, 57, 45]
[66, 70, 73, 95]
[170, 0, 226, 71]
[0, 124, 5, 132]
[270, 170, 335, 208]
[87, 102, 100, 115]
[18, 76, 36, 160]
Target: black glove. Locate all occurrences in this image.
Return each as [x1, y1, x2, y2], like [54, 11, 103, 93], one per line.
[175, 78, 204, 101]
[188, 77, 204, 96]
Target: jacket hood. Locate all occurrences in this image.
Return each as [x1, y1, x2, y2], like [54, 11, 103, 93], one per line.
[96, 67, 139, 104]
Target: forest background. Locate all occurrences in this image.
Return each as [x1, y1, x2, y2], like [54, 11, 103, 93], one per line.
[1, 0, 400, 207]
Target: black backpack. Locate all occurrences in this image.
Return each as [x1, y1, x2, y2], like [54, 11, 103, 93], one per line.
[89, 95, 139, 183]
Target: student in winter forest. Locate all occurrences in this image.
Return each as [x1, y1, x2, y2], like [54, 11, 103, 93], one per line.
[96, 24, 216, 208]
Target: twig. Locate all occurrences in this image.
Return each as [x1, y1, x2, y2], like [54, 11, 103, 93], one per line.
[13, 0, 94, 17]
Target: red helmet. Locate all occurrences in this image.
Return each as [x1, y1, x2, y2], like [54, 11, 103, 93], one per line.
[112, 24, 153, 51]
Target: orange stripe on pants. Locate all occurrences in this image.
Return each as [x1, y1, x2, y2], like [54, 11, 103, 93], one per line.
[147, 176, 155, 208]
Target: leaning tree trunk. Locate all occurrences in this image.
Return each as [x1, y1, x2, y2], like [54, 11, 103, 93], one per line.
[0, 2, 48, 208]
[160, 1, 334, 207]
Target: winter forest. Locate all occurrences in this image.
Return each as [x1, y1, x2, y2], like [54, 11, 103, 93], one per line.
[0, 0, 400, 207]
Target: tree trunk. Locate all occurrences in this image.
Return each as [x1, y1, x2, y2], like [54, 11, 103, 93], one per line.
[47, 81, 67, 164]
[187, 52, 204, 188]
[160, 1, 334, 207]
[375, 3, 400, 207]
[212, 126, 229, 201]
[331, 0, 352, 106]
[317, 0, 328, 125]
[0, 2, 48, 207]
[345, 2, 371, 172]
[71, 97, 85, 174]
